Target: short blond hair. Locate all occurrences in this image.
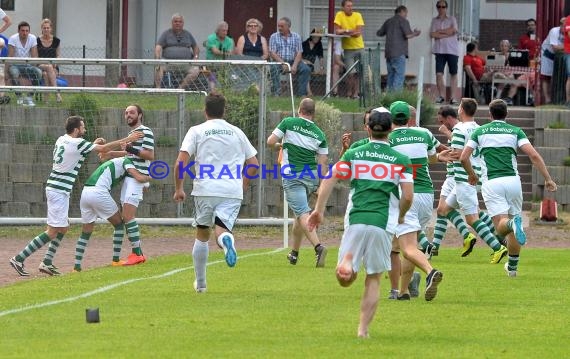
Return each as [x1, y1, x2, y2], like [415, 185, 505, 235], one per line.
[245, 18, 263, 32]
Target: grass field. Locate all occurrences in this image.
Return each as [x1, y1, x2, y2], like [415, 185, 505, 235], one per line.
[1, 246, 568, 358]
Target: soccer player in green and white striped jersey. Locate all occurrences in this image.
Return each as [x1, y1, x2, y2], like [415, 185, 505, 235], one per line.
[73, 157, 151, 272]
[267, 98, 329, 267]
[307, 110, 414, 338]
[432, 106, 479, 257]
[9, 116, 142, 277]
[438, 99, 507, 264]
[102, 104, 155, 266]
[461, 99, 557, 277]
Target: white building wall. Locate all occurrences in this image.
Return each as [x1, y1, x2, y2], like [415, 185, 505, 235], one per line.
[480, 2, 535, 20]
[57, 0, 107, 56]
[2, 0, 43, 38]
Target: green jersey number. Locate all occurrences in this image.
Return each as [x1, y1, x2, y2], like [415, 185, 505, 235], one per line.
[53, 145, 65, 164]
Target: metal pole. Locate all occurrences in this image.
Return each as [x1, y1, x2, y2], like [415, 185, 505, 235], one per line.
[176, 92, 185, 217]
[257, 65, 267, 218]
[416, 56, 424, 127]
[82, 45, 86, 87]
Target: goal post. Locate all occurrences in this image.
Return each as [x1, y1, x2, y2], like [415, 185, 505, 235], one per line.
[0, 57, 295, 247]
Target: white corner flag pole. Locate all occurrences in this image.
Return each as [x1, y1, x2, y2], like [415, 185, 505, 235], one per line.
[416, 56, 424, 127]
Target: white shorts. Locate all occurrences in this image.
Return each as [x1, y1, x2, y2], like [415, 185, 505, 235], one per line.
[440, 177, 455, 198]
[120, 176, 144, 207]
[80, 187, 119, 223]
[481, 176, 522, 217]
[446, 181, 479, 215]
[193, 196, 242, 231]
[46, 189, 70, 228]
[338, 224, 392, 275]
[395, 192, 434, 237]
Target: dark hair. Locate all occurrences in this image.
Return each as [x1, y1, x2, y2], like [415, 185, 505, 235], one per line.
[436, 1, 448, 7]
[205, 91, 226, 118]
[392, 115, 409, 126]
[128, 104, 144, 121]
[489, 99, 508, 120]
[460, 98, 477, 116]
[341, 0, 353, 6]
[526, 18, 536, 25]
[466, 42, 476, 53]
[18, 21, 30, 30]
[363, 108, 373, 125]
[395, 5, 407, 14]
[438, 105, 457, 118]
[368, 111, 392, 139]
[65, 116, 84, 134]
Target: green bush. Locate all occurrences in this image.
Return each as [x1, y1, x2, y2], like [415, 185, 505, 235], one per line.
[314, 101, 342, 161]
[155, 136, 178, 147]
[548, 120, 566, 129]
[563, 156, 570, 166]
[67, 94, 102, 142]
[223, 87, 259, 143]
[15, 129, 36, 144]
[376, 89, 436, 126]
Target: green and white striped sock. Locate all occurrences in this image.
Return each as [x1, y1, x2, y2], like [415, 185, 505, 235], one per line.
[432, 215, 448, 249]
[473, 219, 501, 251]
[74, 232, 92, 270]
[15, 232, 51, 262]
[43, 233, 65, 265]
[113, 223, 125, 262]
[125, 219, 143, 255]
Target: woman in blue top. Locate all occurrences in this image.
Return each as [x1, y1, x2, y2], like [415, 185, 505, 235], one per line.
[235, 18, 268, 60]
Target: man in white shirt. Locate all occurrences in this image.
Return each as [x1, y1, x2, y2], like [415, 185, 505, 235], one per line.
[173, 92, 258, 293]
[7, 21, 42, 106]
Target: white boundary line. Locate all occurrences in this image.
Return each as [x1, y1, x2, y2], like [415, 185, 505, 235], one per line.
[0, 248, 285, 318]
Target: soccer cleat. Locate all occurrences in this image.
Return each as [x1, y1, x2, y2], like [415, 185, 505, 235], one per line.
[408, 272, 421, 298]
[111, 260, 126, 266]
[9, 257, 30, 276]
[425, 269, 443, 301]
[39, 262, 62, 276]
[72, 268, 81, 273]
[193, 280, 207, 293]
[504, 262, 517, 277]
[512, 215, 526, 245]
[423, 243, 434, 261]
[490, 245, 508, 264]
[449, 98, 459, 105]
[287, 251, 298, 265]
[461, 233, 477, 257]
[217, 235, 237, 267]
[122, 253, 146, 266]
[23, 96, 36, 107]
[388, 289, 399, 300]
[431, 247, 439, 257]
[397, 293, 411, 301]
[315, 245, 328, 268]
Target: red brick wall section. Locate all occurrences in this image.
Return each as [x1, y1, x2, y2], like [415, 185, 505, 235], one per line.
[479, 19, 529, 51]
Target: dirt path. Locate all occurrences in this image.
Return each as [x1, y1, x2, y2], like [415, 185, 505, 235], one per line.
[1, 216, 568, 287]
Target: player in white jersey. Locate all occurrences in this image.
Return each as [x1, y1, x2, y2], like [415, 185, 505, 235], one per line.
[9, 116, 142, 277]
[432, 105, 478, 257]
[174, 92, 258, 293]
[308, 110, 414, 338]
[73, 157, 151, 272]
[461, 99, 557, 277]
[437, 99, 507, 264]
[102, 104, 155, 266]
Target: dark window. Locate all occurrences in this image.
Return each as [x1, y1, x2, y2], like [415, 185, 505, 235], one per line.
[1, 0, 15, 11]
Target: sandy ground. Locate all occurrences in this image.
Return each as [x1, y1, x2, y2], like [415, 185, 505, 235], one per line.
[1, 212, 568, 287]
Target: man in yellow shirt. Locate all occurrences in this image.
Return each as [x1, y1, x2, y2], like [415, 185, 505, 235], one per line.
[334, 0, 364, 99]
